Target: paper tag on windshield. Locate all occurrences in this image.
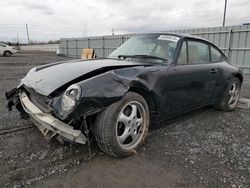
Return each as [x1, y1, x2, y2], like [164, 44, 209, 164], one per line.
[158, 35, 180, 42]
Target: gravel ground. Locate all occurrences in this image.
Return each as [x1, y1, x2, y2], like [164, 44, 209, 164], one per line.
[0, 51, 249, 188]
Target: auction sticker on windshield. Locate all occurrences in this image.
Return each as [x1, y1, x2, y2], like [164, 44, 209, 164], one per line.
[158, 35, 180, 42]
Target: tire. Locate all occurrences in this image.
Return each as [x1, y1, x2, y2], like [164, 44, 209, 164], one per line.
[4, 51, 12, 57]
[214, 77, 241, 111]
[94, 92, 149, 158]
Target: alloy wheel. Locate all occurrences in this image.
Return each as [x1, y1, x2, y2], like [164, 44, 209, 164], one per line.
[228, 82, 240, 108]
[116, 101, 147, 150]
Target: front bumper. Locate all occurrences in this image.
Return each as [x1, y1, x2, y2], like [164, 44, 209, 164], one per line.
[20, 92, 87, 144]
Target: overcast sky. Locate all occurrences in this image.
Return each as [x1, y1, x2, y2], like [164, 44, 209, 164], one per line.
[0, 0, 249, 42]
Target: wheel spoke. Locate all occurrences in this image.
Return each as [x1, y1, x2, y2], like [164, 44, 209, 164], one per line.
[118, 112, 130, 127]
[136, 117, 143, 127]
[233, 91, 239, 101]
[131, 132, 139, 142]
[118, 127, 131, 143]
[229, 90, 234, 96]
[231, 84, 236, 93]
[234, 89, 239, 95]
[228, 96, 234, 104]
[130, 104, 137, 119]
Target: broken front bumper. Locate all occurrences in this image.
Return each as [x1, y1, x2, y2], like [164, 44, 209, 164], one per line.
[19, 92, 87, 144]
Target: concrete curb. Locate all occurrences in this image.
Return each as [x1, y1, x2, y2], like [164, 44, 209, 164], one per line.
[237, 98, 250, 109]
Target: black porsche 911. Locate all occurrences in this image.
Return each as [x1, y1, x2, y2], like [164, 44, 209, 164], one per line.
[6, 33, 243, 158]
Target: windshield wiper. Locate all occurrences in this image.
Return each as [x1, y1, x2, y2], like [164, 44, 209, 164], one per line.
[117, 54, 168, 62]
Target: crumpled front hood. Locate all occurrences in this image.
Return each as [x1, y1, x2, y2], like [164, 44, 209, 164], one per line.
[21, 58, 150, 96]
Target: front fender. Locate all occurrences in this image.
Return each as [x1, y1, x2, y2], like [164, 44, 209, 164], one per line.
[54, 66, 157, 120]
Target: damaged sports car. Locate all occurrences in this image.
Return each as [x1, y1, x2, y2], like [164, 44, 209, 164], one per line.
[6, 33, 243, 158]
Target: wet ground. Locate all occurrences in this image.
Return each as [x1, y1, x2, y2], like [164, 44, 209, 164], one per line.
[0, 51, 250, 188]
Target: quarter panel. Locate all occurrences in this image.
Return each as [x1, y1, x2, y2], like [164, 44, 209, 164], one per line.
[215, 61, 243, 99]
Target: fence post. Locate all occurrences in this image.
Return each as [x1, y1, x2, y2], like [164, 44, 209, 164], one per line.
[227, 29, 232, 62]
[102, 37, 105, 58]
[121, 35, 124, 44]
[66, 40, 69, 57]
[76, 39, 78, 57]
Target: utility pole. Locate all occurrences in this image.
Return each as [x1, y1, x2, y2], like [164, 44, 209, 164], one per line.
[25, 23, 30, 44]
[16, 34, 19, 43]
[111, 28, 114, 36]
[16, 34, 20, 49]
[223, 0, 227, 27]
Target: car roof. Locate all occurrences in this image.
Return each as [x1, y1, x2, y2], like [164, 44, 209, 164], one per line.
[139, 32, 209, 42]
[142, 32, 227, 57]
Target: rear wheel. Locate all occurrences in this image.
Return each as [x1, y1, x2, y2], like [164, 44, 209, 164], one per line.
[94, 92, 149, 158]
[214, 77, 241, 111]
[4, 51, 12, 57]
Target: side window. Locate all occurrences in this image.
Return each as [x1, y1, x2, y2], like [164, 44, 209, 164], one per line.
[188, 41, 210, 64]
[211, 46, 224, 62]
[177, 41, 188, 65]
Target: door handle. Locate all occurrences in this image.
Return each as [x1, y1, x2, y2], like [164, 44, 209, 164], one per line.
[209, 68, 218, 74]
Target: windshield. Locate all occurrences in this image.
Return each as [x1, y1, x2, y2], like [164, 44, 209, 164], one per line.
[109, 34, 180, 62]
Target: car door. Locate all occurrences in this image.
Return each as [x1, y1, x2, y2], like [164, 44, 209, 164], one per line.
[209, 45, 228, 101]
[164, 39, 219, 116]
[186, 40, 220, 104]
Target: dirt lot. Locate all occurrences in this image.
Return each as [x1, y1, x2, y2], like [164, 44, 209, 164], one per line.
[0, 51, 250, 188]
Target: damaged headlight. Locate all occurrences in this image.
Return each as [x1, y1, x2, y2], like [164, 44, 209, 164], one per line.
[61, 84, 81, 112]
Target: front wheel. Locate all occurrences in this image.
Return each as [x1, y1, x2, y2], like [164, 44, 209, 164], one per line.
[4, 51, 12, 57]
[94, 92, 149, 158]
[214, 77, 241, 111]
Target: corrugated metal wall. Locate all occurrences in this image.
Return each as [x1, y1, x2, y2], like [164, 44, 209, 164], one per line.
[60, 25, 250, 73]
[60, 34, 135, 58]
[20, 44, 59, 51]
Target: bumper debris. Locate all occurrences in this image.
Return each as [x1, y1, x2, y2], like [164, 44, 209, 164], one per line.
[20, 92, 87, 144]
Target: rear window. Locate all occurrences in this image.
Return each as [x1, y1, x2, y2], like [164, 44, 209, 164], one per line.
[211, 46, 225, 62]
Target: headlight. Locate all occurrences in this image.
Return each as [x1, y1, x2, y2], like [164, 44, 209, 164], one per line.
[61, 84, 81, 112]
